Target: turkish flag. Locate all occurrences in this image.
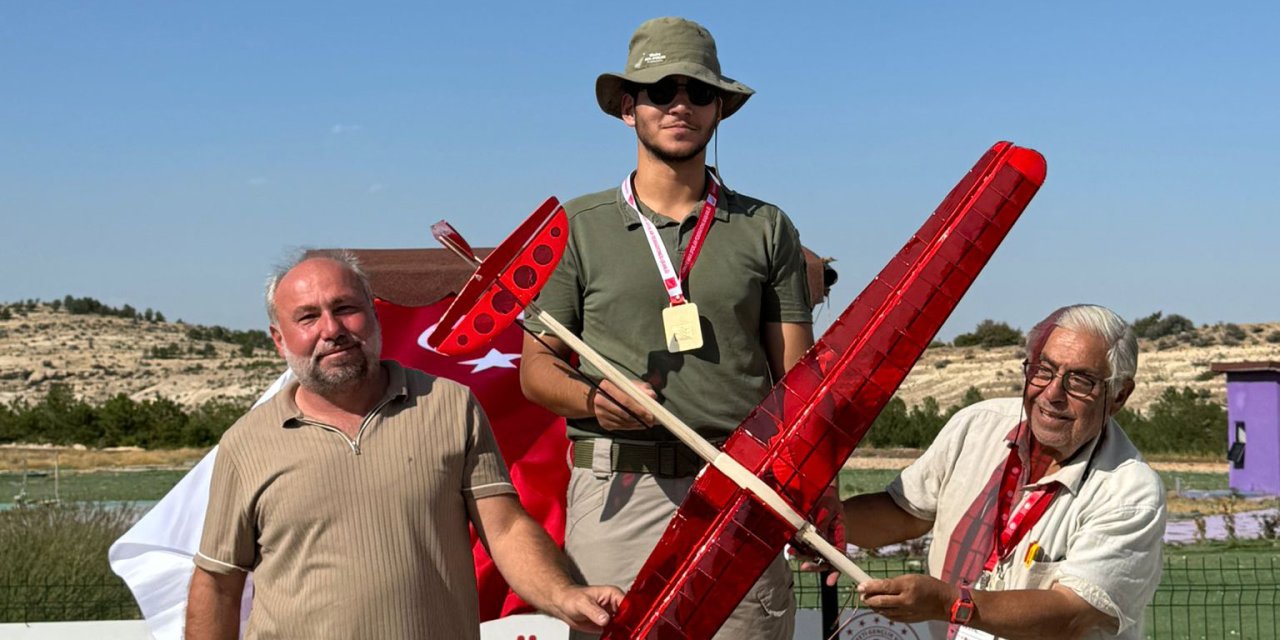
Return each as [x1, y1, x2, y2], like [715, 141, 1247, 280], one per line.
[375, 296, 569, 620]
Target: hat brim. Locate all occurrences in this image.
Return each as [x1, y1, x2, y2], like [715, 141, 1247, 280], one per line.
[596, 62, 753, 120]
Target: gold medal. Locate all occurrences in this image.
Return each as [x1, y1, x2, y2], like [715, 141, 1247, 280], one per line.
[662, 303, 703, 353]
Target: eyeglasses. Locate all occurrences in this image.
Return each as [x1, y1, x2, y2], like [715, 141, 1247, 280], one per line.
[1022, 360, 1105, 400]
[639, 77, 719, 107]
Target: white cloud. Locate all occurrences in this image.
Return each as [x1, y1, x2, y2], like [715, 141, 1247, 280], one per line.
[331, 124, 363, 134]
[368, 183, 385, 194]
[247, 177, 268, 186]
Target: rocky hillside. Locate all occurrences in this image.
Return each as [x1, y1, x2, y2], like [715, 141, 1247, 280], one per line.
[2, 305, 1277, 413]
[0, 307, 281, 408]
[897, 322, 1280, 412]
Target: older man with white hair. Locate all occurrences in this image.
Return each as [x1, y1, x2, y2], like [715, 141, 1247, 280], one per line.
[843, 304, 1166, 640]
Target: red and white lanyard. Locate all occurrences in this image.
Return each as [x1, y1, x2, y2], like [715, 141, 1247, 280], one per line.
[621, 170, 720, 305]
[983, 425, 1060, 572]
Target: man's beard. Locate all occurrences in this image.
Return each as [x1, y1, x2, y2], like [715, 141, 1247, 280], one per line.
[638, 125, 714, 164]
[284, 330, 382, 396]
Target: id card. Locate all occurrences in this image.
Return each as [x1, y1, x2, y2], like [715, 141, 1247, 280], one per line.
[662, 303, 703, 353]
[976, 569, 1004, 591]
[956, 626, 995, 640]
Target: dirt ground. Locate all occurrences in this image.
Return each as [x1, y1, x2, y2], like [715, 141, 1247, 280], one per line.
[0, 444, 208, 472]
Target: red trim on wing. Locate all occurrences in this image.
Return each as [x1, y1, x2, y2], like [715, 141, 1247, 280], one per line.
[428, 197, 567, 355]
[604, 142, 1047, 639]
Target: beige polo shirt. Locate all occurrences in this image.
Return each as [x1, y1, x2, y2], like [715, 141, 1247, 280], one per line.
[195, 362, 515, 640]
[887, 398, 1166, 639]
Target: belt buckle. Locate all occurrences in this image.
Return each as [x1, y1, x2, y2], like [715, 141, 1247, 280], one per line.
[657, 443, 677, 477]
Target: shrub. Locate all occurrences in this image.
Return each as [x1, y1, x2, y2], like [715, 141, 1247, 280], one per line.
[185, 324, 273, 351]
[1221, 323, 1245, 346]
[147, 343, 182, 359]
[953, 320, 1023, 348]
[958, 386, 985, 408]
[1132, 312, 1195, 340]
[1188, 333, 1215, 348]
[0, 384, 249, 449]
[866, 391, 984, 449]
[61, 295, 143, 320]
[1117, 386, 1226, 455]
[1223, 323, 1246, 341]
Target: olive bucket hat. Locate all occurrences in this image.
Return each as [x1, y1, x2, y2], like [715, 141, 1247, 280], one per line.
[596, 17, 754, 120]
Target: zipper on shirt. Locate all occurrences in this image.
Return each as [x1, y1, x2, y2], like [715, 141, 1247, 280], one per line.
[299, 395, 395, 456]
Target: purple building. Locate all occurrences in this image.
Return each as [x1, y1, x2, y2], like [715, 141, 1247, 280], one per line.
[1210, 361, 1280, 496]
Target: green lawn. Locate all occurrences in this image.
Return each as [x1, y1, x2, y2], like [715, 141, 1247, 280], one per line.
[793, 541, 1280, 639]
[1, 465, 1275, 636]
[0, 502, 144, 622]
[836, 468, 900, 498]
[0, 469, 187, 505]
[0, 464, 1230, 503]
[843, 468, 1230, 496]
[1159, 470, 1229, 493]
[1148, 540, 1280, 639]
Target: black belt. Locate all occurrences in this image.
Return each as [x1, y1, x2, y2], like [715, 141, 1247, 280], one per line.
[571, 439, 714, 478]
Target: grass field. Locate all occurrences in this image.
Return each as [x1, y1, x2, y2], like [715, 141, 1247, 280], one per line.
[1, 466, 1275, 634]
[0, 502, 143, 622]
[1148, 539, 1280, 639]
[0, 469, 187, 504]
[0, 466, 1250, 514]
[792, 540, 1280, 638]
[838, 468, 1229, 494]
[1159, 470, 1229, 492]
[0, 447, 207, 472]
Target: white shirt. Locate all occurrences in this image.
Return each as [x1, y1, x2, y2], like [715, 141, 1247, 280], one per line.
[888, 398, 1167, 639]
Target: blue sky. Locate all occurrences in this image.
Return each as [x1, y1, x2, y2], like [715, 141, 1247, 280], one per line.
[2, 2, 1276, 339]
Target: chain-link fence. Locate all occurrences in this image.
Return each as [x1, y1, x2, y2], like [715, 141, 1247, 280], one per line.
[0, 575, 139, 623]
[4, 556, 1278, 638]
[792, 555, 1280, 639]
[1145, 554, 1280, 639]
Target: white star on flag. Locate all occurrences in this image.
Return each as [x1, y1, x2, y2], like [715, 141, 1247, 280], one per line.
[459, 348, 521, 373]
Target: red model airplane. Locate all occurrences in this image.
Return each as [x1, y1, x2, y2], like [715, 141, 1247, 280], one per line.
[430, 142, 1047, 639]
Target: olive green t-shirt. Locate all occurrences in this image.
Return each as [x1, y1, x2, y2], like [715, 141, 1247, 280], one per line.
[524, 181, 812, 441]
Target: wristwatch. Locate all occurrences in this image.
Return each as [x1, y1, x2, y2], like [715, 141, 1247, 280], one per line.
[949, 584, 975, 625]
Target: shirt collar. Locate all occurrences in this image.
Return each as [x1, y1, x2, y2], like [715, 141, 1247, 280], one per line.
[272, 360, 408, 428]
[1006, 419, 1109, 497]
[615, 172, 733, 228]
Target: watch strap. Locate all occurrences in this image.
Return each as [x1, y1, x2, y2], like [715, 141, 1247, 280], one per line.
[949, 583, 975, 625]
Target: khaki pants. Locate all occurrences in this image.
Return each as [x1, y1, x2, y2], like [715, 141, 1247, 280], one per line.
[564, 455, 795, 640]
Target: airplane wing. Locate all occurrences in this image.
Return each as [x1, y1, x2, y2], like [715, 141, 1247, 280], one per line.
[603, 142, 1047, 639]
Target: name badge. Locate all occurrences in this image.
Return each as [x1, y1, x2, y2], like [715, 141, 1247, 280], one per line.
[955, 626, 995, 640]
[662, 303, 703, 353]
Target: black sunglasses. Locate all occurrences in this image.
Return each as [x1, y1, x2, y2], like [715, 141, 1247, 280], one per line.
[638, 77, 719, 107]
